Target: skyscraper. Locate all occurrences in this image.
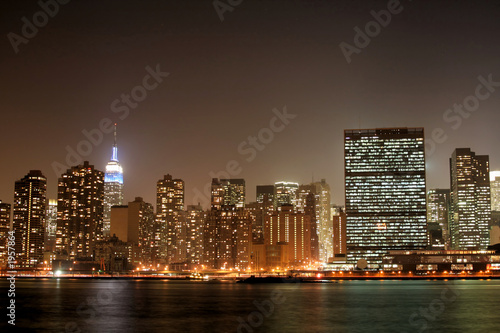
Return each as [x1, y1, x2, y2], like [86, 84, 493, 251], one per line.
[0, 200, 11, 267]
[156, 174, 184, 263]
[427, 189, 451, 249]
[203, 178, 252, 269]
[274, 181, 299, 208]
[256, 185, 275, 204]
[344, 128, 427, 267]
[312, 180, 332, 262]
[103, 124, 124, 236]
[56, 161, 104, 260]
[136, 198, 156, 266]
[220, 179, 246, 208]
[490, 171, 500, 212]
[45, 199, 57, 252]
[184, 204, 206, 265]
[449, 148, 491, 250]
[13, 170, 47, 268]
[210, 178, 224, 211]
[294, 185, 320, 261]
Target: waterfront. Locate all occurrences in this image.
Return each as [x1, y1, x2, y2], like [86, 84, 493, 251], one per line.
[1, 279, 499, 332]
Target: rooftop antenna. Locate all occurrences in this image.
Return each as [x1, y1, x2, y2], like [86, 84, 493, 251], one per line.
[111, 123, 118, 161]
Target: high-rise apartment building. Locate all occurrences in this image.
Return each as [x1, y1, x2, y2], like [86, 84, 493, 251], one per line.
[103, 124, 124, 236]
[184, 204, 206, 265]
[134, 198, 156, 265]
[344, 128, 427, 267]
[156, 174, 184, 263]
[56, 161, 104, 260]
[310, 180, 332, 262]
[203, 207, 252, 270]
[13, 170, 47, 268]
[203, 178, 252, 269]
[427, 189, 451, 249]
[0, 200, 11, 266]
[449, 148, 491, 250]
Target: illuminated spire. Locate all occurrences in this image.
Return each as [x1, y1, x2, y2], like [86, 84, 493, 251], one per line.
[111, 123, 118, 162]
[105, 122, 123, 184]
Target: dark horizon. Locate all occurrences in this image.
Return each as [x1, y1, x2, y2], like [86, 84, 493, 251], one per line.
[1, 0, 500, 209]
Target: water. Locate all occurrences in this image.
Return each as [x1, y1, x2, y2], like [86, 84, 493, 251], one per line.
[1, 278, 499, 332]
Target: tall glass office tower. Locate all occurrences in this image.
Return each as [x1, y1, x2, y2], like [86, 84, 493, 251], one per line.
[274, 181, 299, 208]
[344, 128, 427, 267]
[103, 124, 124, 235]
[449, 148, 491, 250]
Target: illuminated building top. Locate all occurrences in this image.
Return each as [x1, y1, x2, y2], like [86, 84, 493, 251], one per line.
[105, 124, 124, 184]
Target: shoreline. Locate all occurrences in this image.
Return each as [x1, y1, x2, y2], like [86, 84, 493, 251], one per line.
[3, 275, 499, 281]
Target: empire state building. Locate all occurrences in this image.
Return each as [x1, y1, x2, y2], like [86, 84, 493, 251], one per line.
[103, 124, 124, 235]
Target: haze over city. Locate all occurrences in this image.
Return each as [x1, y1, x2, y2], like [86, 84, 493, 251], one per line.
[1, 0, 500, 208]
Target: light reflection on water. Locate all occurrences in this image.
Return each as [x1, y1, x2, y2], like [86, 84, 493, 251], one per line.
[2, 279, 499, 332]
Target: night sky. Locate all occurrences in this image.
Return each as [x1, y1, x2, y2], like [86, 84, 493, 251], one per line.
[1, 0, 500, 209]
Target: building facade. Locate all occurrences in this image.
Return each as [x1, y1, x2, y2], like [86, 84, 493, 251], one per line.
[256, 185, 275, 204]
[427, 189, 451, 250]
[13, 170, 47, 268]
[56, 161, 104, 260]
[449, 148, 491, 250]
[203, 179, 252, 270]
[203, 207, 252, 270]
[184, 204, 206, 265]
[220, 179, 246, 208]
[332, 208, 347, 261]
[274, 181, 299, 208]
[264, 205, 314, 267]
[344, 128, 427, 267]
[156, 174, 184, 263]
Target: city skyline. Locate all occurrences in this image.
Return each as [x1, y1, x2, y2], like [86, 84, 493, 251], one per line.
[2, 1, 500, 208]
[1, 128, 499, 211]
[3, 2, 500, 332]
[1, 128, 498, 211]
